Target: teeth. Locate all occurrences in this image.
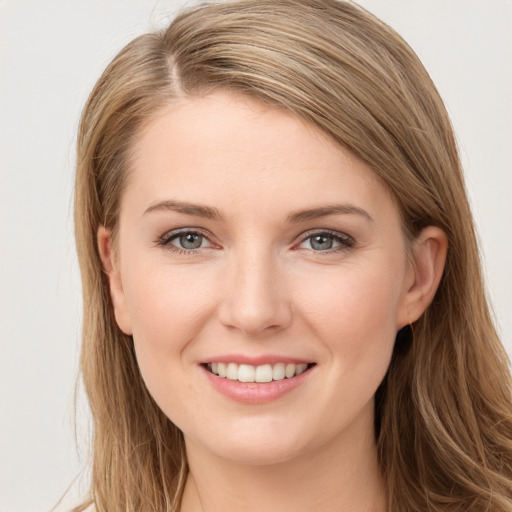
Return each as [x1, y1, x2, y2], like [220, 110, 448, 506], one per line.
[255, 364, 273, 383]
[207, 362, 311, 382]
[238, 364, 255, 382]
[296, 363, 308, 375]
[285, 363, 296, 378]
[226, 362, 238, 380]
[217, 362, 227, 378]
[272, 363, 285, 381]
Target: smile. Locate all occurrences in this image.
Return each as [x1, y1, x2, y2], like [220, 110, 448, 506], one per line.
[206, 362, 313, 383]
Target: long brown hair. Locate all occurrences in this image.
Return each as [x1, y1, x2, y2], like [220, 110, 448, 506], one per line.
[74, 1, 512, 510]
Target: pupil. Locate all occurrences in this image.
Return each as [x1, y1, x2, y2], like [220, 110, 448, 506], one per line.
[311, 235, 333, 250]
[180, 233, 202, 249]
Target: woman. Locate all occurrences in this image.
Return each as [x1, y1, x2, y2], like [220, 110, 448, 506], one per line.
[73, 1, 512, 510]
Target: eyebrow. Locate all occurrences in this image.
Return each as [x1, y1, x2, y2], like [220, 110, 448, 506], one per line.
[287, 204, 373, 223]
[143, 199, 372, 223]
[143, 200, 224, 221]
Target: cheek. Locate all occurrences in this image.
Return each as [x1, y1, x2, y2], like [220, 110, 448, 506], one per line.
[121, 261, 218, 395]
[122, 264, 223, 431]
[124, 261, 216, 343]
[295, 258, 403, 371]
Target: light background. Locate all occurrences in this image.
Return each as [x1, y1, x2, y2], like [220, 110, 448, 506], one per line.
[0, 1, 510, 511]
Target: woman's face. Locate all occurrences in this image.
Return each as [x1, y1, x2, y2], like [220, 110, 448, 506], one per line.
[103, 91, 420, 465]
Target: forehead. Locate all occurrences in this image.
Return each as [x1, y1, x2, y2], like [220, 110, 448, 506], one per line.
[124, 91, 395, 221]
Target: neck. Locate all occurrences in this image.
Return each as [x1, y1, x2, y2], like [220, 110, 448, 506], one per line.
[180, 412, 387, 512]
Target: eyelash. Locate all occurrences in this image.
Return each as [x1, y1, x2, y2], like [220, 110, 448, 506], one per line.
[157, 228, 214, 255]
[296, 229, 355, 254]
[157, 228, 355, 255]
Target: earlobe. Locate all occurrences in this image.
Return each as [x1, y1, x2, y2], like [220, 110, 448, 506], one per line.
[97, 226, 133, 335]
[398, 226, 448, 326]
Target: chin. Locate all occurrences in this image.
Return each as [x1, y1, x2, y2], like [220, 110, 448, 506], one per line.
[186, 421, 314, 467]
[212, 441, 305, 466]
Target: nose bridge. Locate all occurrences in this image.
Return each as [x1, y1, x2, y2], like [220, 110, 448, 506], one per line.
[219, 243, 292, 336]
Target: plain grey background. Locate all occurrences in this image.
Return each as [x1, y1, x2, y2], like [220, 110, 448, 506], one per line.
[1, 1, 511, 511]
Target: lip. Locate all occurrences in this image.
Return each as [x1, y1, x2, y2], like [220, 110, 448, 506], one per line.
[200, 359, 315, 405]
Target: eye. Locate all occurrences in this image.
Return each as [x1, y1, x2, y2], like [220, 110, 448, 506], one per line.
[298, 231, 354, 252]
[158, 229, 214, 253]
[174, 232, 206, 250]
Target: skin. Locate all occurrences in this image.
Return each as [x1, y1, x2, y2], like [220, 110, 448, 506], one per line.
[98, 91, 447, 512]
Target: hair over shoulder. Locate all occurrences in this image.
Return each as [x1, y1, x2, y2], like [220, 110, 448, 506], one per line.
[74, 1, 512, 510]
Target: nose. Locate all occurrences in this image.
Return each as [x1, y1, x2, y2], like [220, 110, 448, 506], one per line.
[218, 248, 293, 337]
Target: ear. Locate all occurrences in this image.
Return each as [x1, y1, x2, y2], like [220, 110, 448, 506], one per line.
[397, 226, 448, 328]
[97, 226, 133, 335]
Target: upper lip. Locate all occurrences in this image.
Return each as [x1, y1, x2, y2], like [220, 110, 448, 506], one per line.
[201, 354, 315, 366]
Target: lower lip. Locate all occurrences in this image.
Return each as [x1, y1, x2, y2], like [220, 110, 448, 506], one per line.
[202, 365, 313, 405]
